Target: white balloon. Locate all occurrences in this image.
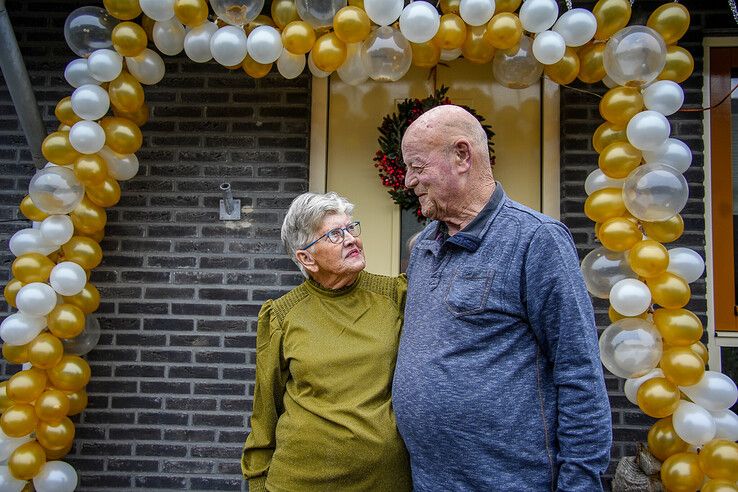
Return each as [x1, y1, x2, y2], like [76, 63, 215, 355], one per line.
[184, 21, 218, 63]
[0, 466, 26, 492]
[9, 229, 58, 256]
[0, 312, 46, 345]
[519, 0, 558, 34]
[643, 80, 684, 116]
[33, 461, 79, 492]
[153, 18, 186, 56]
[585, 169, 624, 195]
[98, 146, 139, 180]
[672, 400, 717, 446]
[609, 278, 652, 317]
[210, 26, 248, 66]
[667, 247, 705, 283]
[39, 215, 74, 246]
[50, 262, 87, 296]
[71, 84, 110, 121]
[624, 368, 664, 405]
[680, 371, 738, 412]
[69, 120, 105, 154]
[308, 51, 331, 78]
[337, 42, 369, 86]
[711, 409, 738, 441]
[140, 0, 175, 22]
[532, 30, 565, 65]
[626, 110, 671, 151]
[87, 49, 123, 82]
[247, 25, 283, 64]
[364, 0, 404, 27]
[602, 74, 618, 89]
[276, 49, 306, 79]
[0, 429, 32, 461]
[15, 282, 58, 317]
[125, 49, 166, 85]
[440, 48, 463, 61]
[459, 0, 495, 27]
[64, 58, 100, 88]
[552, 8, 596, 47]
[399, 1, 440, 44]
[642, 138, 692, 173]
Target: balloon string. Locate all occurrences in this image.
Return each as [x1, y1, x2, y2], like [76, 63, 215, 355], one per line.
[554, 79, 604, 99]
[729, 0, 738, 26]
[680, 81, 738, 112]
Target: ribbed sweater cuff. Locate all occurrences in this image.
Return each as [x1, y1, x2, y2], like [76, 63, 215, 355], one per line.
[248, 477, 267, 492]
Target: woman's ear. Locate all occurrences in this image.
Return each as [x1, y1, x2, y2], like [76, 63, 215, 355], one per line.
[296, 250, 319, 274]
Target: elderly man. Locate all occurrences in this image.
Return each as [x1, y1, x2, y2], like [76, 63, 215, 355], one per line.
[392, 105, 612, 491]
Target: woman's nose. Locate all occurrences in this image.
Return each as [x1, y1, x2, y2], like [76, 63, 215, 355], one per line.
[343, 232, 357, 246]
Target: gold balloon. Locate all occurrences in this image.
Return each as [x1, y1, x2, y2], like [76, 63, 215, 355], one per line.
[0, 403, 38, 437]
[282, 21, 316, 55]
[28, 333, 64, 370]
[48, 355, 92, 391]
[8, 440, 46, 481]
[35, 389, 70, 424]
[54, 97, 82, 127]
[647, 272, 691, 310]
[642, 214, 684, 243]
[600, 86, 644, 126]
[272, 0, 300, 29]
[598, 142, 642, 179]
[648, 417, 688, 462]
[75, 227, 106, 243]
[0, 382, 12, 412]
[544, 48, 579, 85]
[434, 14, 467, 50]
[462, 25, 495, 64]
[592, 122, 627, 154]
[584, 188, 626, 223]
[333, 6, 371, 44]
[74, 154, 109, 186]
[661, 347, 705, 386]
[109, 71, 145, 113]
[440, 0, 460, 14]
[42, 131, 81, 165]
[174, 0, 208, 27]
[7, 368, 47, 404]
[647, 3, 690, 45]
[246, 15, 276, 35]
[312, 32, 347, 73]
[3, 278, 23, 308]
[577, 42, 606, 84]
[19, 195, 49, 222]
[100, 116, 143, 154]
[63, 283, 100, 314]
[86, 177, 122, 208]
[411, 41, 441, 68]
[103, 0, 142, 20]
[698, 439, 738, 481]
[3, 342, 30, 365]
[47, 304, 86, 339]
[36, 417, 75, 451]
[637, 377, 680, 418]
[71, 196, 107, 233]
[44, 444, 73, 461]
[484, 13, 522, 51]
[242, 55, 272, 79]
[11, 253, 55, 283]
[702, 480, 738, 492]
[493, 0, 521, 13]
[593, 0, 631, 41]
[661, 452, 704, 492]
[65, 389, 88, 416]
[691, 341, 709, 364]
[113, 102, 150, 127]
[658, 46, 694, 84]
[347, 0, 364, 8]
[141, 15, 156, 41]
[598, 217, 641, 252]
[112, 21, 148, 57]
[61, 236, 103, 270]
[653, 308, 703, 347]
[628, 239, 669, 278]
[608, 305, 648, 323]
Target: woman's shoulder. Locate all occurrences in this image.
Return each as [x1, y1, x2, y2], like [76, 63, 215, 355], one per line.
[266, 283, 311, 324]
[359, 272, 406, 307]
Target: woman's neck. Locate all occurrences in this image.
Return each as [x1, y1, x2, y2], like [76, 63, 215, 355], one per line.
[311, 270, 360, 290]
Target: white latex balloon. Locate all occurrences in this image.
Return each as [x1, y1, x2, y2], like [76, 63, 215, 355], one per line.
[71, 84, 110, 121]
[609, 278, 651, 317]
[399, 2, 440, 44]
[459, 0, 495, 27]
[364, 0, 404, 27]
[125, 49, 166, 85]
[624, 368, 664, 405]
[519, 0, 558, 34]
[210, 26, 248, 66]
[552, 8, 596, 47]
[153, 18, 186, 56]
[308, 51, 331, 78]
[337, 42, 369, 85]
[50, 262, 87, 296]
[585, 169, 625, 195]
[711, 409, 738, 441]
[33, 461, 79, 492]
[642, 138, 692, 173]
[64, 59, 101, 88]
[602, 74, 618, 89]
[0, 429, 32, 461]
[87, 49, 123, 82]
[666, 248, 705, 283]
[39, 215, 74, 246]
[680, 371, 738, 411]
[672, 400, 717, 446]
[599, 318, 662, 379]
[184, 21, 218, 63]
[98, 146, 139, 180]
[140, 0, 176, 22]
[0, 466, 26, 492]
[69, 120, 105, 154]
[532, 30, 565, 65]
[276, 49, 306, 79]
[440, 48, 463, 61]
[247, 26, 283, 64]
[15, 282, 58, 317]
[0, 312, 46, 345]
[643, 80, 684, 116]
[9, 228, 58, 256]
[626, 110, 670, 151]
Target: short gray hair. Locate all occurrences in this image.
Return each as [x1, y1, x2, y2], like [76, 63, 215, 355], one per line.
[281, 192, 355, 277]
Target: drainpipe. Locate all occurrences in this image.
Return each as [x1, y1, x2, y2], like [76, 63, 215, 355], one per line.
[0, 0, 47, 170]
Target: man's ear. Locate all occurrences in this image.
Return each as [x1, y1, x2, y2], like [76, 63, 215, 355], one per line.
[296, 250, 319, 274]
[453, 139, 472, 173]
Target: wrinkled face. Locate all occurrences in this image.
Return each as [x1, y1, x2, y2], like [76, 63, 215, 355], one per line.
[402, 136, 455, 221]
[307, 213, 365, 277]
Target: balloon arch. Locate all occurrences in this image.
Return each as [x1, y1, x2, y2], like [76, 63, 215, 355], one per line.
[1, 0, 737, 489]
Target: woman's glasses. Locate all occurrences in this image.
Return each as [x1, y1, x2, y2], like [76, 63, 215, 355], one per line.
[301, 221, 361, 250]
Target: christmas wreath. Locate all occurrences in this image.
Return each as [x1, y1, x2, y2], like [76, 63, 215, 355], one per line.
[373, 86, 495, 221]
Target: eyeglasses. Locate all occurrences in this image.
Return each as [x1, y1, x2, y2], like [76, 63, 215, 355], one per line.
[301, 221, 361, 250]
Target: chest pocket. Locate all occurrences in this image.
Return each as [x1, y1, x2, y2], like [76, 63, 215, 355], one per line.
[445, 266, 495, 317]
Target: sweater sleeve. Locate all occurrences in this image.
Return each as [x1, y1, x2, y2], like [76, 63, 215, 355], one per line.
[242, 300, 288, 489]
[523, 223, 612, 492]
[397, 274, 408, 314]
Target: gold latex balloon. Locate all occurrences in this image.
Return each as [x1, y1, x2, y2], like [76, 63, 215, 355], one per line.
[702, 480, 738, 492]
[347, 0, 364, 8]
[592, 122, 627, 154]
[109, 71, 145, 113]
[653, 308, 703, 347]
[7, 368, 47, 404]
[113, 102, 150, 127]
[42, 131, 81, 165]
[648, 417, 688, 462]
[11, 253, 55, 283]
[577, 42, 606, 84]
[246, 15, 276, 35]
[48, 355, 92, 391]
[35, 417, 75, 451]
[0, 403, 38, 437]
[35, 389, 70, 424]
[100, 116, 143, 154]
[3, 278, 23, 308]
[103, 0, 142, 20]
[242, 55, 273, 78]
[86, 177, 122, 208]
[44, 444, 73, 461]
[647, 3, 690, 45]
[598, 217, 641, 252]
[272, 0, 300, 29]
[628, 239, 669, 278]
[598, 142, 642, 179]
[61, 236, 103, 270]
[71, 196, 107, 234]
[141, 15, 156, 41]
[691, 341, 709, 364]
[439, 0, 461, 14]
[608, 305, 648, 323]
[661, 347, 705, 386]
[661, 452, 704, 492]
[600, 86, 644, 126]
[75, 227, 105, 243]
[544, 48, 579, 85]
[642, 214, 684, 243]
[411, 41, 441, 68]
[19, 195, 49, 222]
[112, 21, 148, 57]
[0, 383, 12, 412]
[74, 154, 109, 185]
[174, 0, 208, 27]
[47, 304, 86, 339]
[3, 342, 30, 365]
[493, 0, 521, 13]
[584, 188, 626, 223]
[8, 440, 46, 481]
[462, 25, 495, 64]
[333, 6, 371, 44]
[312, 32, 347, 73]
[484, 13, 522, 51]
[647, 272, 691, 310]
[63, 283, 100, 314]
[282, 21, 316, 55]
[658, 46, 694, 84]
[593, 0, 631, 41]
[637, 377, 680, 418]
[698, 439, 738, 481]
[54, 97, 82, 126]
[28, 333, 64, 370]
[434, 14, 467, 50]
[65, 389, 88, 416]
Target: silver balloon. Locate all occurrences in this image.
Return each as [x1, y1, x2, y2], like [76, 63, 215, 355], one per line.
[62, 315, 101, 355]
[492, 36, 543, 89]
[64, 6, 118, 58]
[211, 0, 265, 26]
[603, 25, 666, 88]
[361, 26, 412, 82]
[622, 163, 689, 222]
[296, 0, 347, 28]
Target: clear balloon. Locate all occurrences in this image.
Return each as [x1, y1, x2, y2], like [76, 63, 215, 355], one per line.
[140, 0, 176, 22]
[492, 35, 543, 89]
[50, 262, 87, 297]
[64, 6, 118, 58]
[711, 409, 738, 441]
[680, 371, 738, 412]
[8, 229, 58, 257]
[399, 2, 441, 44]
[599, 317, 663, 379]
[212, 0, 265, 26]
[0, 313, 46, 346]
[459, 0, 495, 27]
[125, 48, 166, 85]
[184, 21, 219, 63]
[87, 49, 123, 83]
[580, 247, 636, 299]
[667, 248, 705, 283]
[276, 49, 306, 79]
[64, 59, 101, 88]
[363, 0, 402, 27]
[39, 215, 74, 246]
[29, 166, 85, 215]
[603, 25, 667, 87]
[642, 138, 691, 173]
[62, 316, 101, 356]
[337, 42, 369, 85]
[518, 0, 558, 34]
[248, 26, 284, 64]
[552, 8, 596, 47]
[210, 26, 248, 66]
[609, 278, 652, 317]
[624, 368, 664, 405]
[361, 26, 412, 82]
[622, 163, 689, 222]
[672, 401, 717, 446]
[532, 30, 566, 65]
[98, 146, 139, 180]
[626, 110, 671, 151]
[153, 18, 186, 56]
[69, 121, 106, 154]
[643, 80, 684, 116]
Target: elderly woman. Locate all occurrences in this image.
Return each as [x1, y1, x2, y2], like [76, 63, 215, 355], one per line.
[241, 192, 411, 492]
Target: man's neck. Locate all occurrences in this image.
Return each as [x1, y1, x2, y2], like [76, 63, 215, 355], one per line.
[445, 180, 496, 236]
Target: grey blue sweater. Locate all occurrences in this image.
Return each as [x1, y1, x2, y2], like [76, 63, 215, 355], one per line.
[392, 184, 612, 491]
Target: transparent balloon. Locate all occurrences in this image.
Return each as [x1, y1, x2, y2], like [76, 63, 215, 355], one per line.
[603, 25, 667, 87]
[599, 318, 663, 379]
[622, 163, 689, 222]
[642, 138, 692, 173]
[361, 26, 412, 82]
[296, 0, 347, 28]
[64, 6, 118, 58]
[624, 368, 664, 405]
[672, 400, 717, 446]
[337, 42, 369, 85]
[585, 169, 625, 195]
[580, 247, 636, 299]
[62, 316, 101, 356]
[212, 0, 265, 26]
[680, 371, 738, 412]
[609, 278, 652, 317]
[667, 248, 705, 283]
[276, 49, 306, 79]
[626, 110, 670, 151]
[492, 35, 543, 89]
[29, 167, 85, 215]
[399, 2, 440, 44]
[33, 460, 79, 492]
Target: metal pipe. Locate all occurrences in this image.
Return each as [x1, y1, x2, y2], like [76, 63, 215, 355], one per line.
[220, 182, 235, 215]
[0, 0, 47, 170]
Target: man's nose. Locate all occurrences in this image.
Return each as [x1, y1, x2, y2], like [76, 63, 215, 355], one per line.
[405, 170, 417, 188]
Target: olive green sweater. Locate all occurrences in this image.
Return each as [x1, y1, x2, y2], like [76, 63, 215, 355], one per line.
[242, 271, 411, 492]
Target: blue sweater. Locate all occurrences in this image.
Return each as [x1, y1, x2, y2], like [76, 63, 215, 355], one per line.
[392, 184, 612, 491]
